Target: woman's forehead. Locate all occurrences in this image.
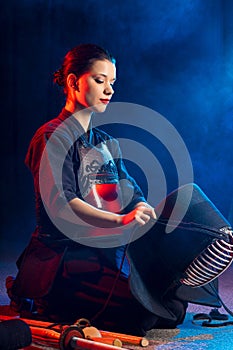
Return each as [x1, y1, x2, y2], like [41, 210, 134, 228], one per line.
[89, 59, 116, 76]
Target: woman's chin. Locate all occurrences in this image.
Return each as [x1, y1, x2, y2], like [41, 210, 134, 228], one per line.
[91, 103, 108, 113]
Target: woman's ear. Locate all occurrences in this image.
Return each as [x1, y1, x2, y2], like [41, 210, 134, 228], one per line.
[67, 73, 79, 91]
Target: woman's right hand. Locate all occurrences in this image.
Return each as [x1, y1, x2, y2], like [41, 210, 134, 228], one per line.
[121, 205, 157, 226]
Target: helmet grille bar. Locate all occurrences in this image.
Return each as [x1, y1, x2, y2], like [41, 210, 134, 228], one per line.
[181, 227, 233, 287]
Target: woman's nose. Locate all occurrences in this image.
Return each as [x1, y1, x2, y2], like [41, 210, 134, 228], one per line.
[104, 83, 114, 95]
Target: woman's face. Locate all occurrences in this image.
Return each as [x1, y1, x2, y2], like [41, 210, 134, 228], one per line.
[75, 59, 116, 113]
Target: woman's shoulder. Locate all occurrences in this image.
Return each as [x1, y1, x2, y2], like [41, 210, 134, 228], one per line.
[25, 113, 77, 170]
[26, 121, 57, 154]
[30, 111, 76, 145]
[38, 116, 67, 136]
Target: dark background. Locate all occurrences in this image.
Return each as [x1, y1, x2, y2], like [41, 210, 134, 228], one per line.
[1, 0, 233, 259]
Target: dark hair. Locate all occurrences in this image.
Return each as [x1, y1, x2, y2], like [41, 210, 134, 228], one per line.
[53, 44, 116, 92]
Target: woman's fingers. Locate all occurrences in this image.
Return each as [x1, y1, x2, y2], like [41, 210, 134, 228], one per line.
[134, 206, 156, 226]
[151, 208, 157, 220]
[135, 212, 151, 225]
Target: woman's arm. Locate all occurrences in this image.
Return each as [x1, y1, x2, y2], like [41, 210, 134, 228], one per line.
[68, 197, 156, 228]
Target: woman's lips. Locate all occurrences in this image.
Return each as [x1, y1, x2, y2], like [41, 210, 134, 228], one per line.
[100, 99, 110, 105]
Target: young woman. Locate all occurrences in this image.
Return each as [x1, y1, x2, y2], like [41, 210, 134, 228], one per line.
[8, 44, 190, 335]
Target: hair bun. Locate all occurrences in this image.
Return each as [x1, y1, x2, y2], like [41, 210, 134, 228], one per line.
[53, 67, 65, 86]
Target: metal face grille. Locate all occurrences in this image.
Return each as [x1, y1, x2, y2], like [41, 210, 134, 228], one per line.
[181, 227, 233, 287]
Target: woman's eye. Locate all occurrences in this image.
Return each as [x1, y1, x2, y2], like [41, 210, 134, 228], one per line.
[95, 78, 104, 84]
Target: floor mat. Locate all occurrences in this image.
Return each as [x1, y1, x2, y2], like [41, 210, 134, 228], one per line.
[1, 305, 233, 350]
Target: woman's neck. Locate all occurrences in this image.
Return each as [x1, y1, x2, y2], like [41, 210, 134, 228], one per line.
[65, 100, 92, 132]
